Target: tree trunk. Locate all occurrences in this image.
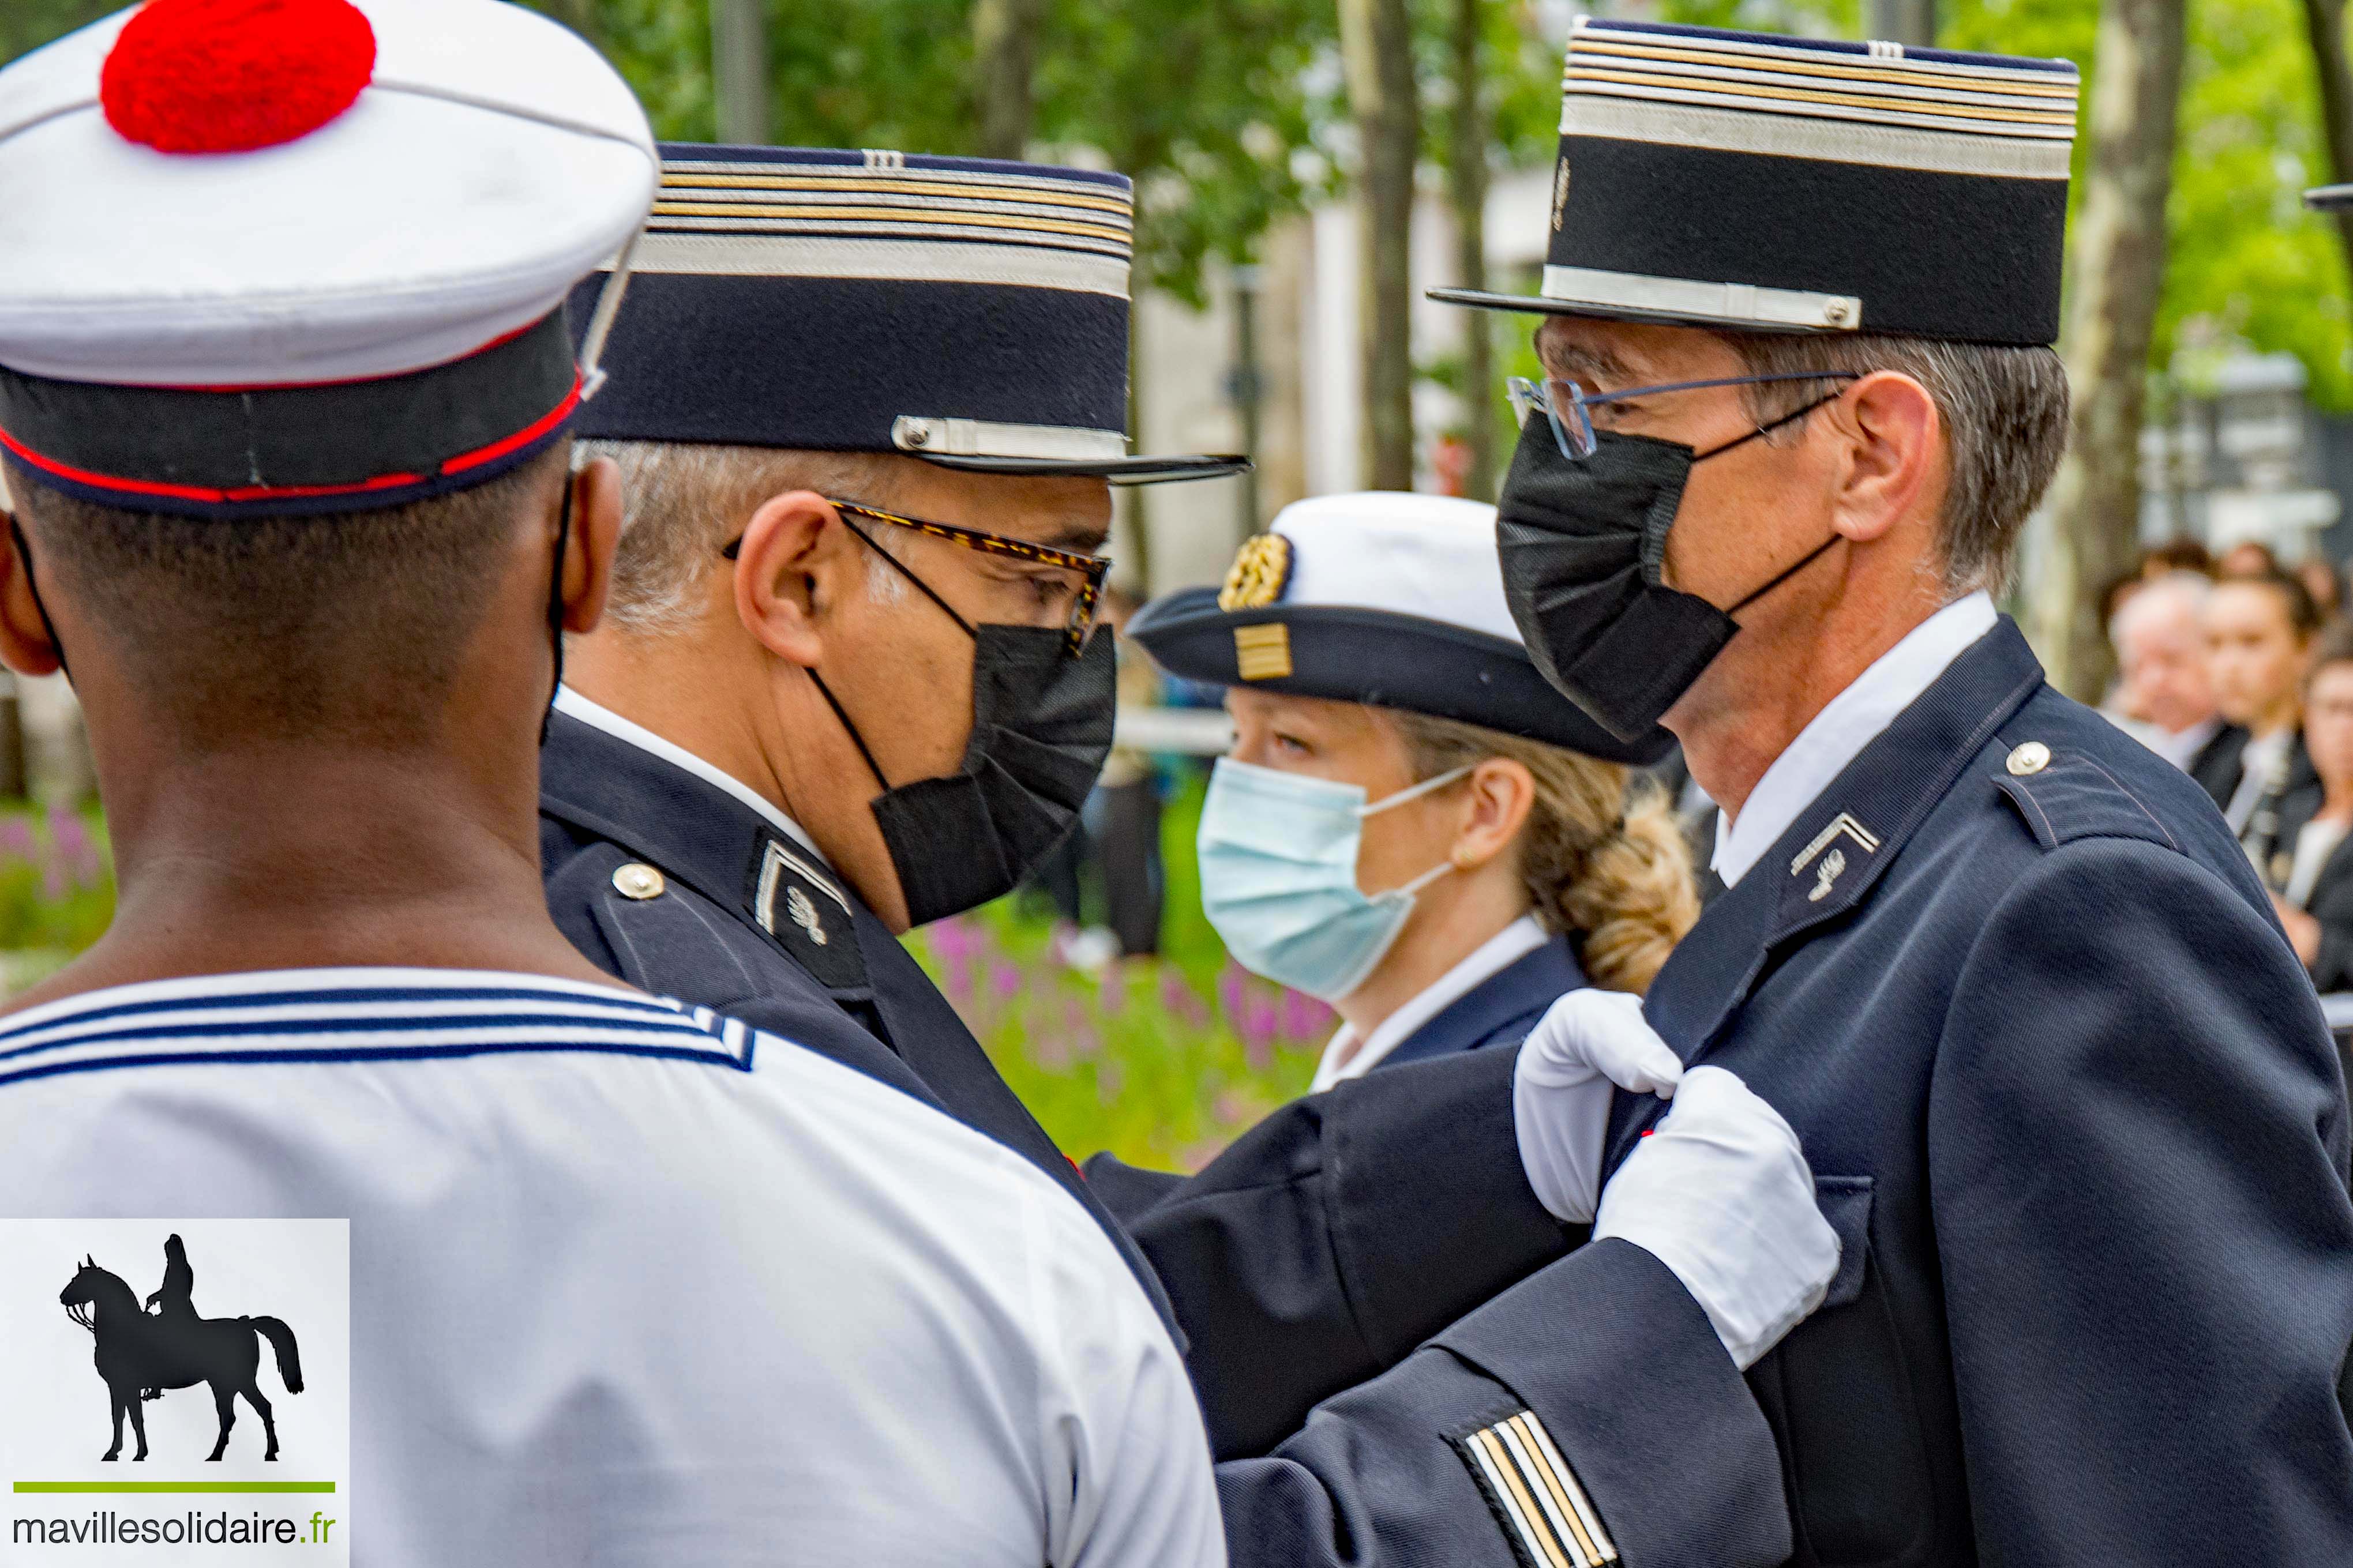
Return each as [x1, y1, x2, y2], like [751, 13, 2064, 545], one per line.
[710, 0, 768, 145]
[2302, 0, 2353, 262]
[1339, 0, 1420, 491]
[972, 0, 1046, 161]
[2028, 0, 2185, 701]
[1448, 0, 1493, 501]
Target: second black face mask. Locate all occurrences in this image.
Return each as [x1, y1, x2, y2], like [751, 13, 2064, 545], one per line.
[865, 622, 1114, 928]
[1495, 415, 1740, 743]
[1496, 410, 1845, 743]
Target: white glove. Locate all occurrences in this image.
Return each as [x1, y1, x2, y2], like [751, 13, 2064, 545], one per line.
[1513, 989, 1686, 1223]
[1594, 1065, 1840, 1370]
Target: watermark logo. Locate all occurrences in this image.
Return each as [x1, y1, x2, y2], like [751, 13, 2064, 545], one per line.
[2, 1220, 350, 1562]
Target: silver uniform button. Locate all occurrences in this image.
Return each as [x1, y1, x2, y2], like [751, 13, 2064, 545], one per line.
[2005, 741, 2051, 777]
[612, 863, 667, 900]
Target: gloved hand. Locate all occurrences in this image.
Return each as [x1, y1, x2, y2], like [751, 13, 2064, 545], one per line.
[1513, 989, 1685, 1223]
[1594, 1065, 1840, 1369]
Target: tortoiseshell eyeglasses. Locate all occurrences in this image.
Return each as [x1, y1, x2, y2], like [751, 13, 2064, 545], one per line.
[722, 498, 1110, 656]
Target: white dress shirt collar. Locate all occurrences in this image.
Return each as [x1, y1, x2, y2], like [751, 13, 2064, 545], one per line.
[1310, 915, 1551, 1092]
[1712, 592, 1999, 889]
[553, 686, 828, 864]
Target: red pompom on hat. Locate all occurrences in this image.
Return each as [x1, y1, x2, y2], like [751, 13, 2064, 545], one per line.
[101, 0, 376, 155]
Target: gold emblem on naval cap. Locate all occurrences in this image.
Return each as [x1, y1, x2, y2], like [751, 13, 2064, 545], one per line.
[1219, 532, 1293, 611]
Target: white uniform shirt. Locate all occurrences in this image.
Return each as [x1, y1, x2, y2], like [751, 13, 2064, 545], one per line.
[0, 968, 1222, 1568]
[1310, 916, 1550, 1091]
[1713, 593, 1999, 888]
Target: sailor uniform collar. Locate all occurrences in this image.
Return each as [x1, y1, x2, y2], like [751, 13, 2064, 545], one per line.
[1645, 615, 2047, 1065]
[539, 706, 870, 990]
[0, 968, 753, 1092]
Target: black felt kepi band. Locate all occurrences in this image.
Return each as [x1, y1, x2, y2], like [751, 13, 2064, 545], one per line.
[0, 310, 581, 520]
[1127, 589, 1673, 766]
[568, 270, 1128, 452]
[1544, 136, 2067, 346]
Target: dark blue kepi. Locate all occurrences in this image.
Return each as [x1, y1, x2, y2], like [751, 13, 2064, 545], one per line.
[569, 144, 1243, 483]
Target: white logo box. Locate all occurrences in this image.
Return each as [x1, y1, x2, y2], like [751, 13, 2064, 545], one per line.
[0, 1219, 349, 1565]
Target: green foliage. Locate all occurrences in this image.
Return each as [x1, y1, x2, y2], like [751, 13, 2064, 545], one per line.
[0, 804, 114, 985]
[1034, 0, 1338, 303]
[0, 0, 112, 65]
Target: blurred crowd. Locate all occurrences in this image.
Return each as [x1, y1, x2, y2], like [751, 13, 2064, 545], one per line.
[2105, 539, 2353, 990]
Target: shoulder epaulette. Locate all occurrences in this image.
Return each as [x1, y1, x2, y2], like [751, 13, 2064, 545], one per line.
[1989, 735, 2182, 856]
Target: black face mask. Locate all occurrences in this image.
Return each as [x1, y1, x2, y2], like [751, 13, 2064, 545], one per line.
[811, 525, 1116, 928]
[1496, 403, 1844, 743]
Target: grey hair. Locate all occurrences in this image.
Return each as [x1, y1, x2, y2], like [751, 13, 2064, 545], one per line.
[577, 439, 908, 635]
[1722, 332, 2071, 597]
[2109, 569, 2212, 648]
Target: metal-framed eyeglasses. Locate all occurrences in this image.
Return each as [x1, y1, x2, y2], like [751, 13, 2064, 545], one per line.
[1506, 371, 1861, 461]
[723, 498, 1110, 657]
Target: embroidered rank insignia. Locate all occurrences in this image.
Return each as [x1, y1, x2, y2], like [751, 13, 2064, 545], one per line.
[1790, 810, 1880, 883]
[1218, 531, 1292, 611]
[1454, 1410, 1617, 1567]
[754, 837, 866, 991]
[1233, 622, 1293, 681]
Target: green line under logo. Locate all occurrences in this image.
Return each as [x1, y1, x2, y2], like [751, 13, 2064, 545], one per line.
[13, 1481, 336, 1494]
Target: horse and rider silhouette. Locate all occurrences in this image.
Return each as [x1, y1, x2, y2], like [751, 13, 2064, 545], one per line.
[59, 1236, 302, 1463]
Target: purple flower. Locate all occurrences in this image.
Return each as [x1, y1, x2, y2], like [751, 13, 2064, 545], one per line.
[1241, 998, 1279, 1071]
[989, 960, 1023, 1001]
[930, 917, 980, 964]
[1098, 965, 1127, 1017]
[1279, 988, 1333, 1041]
[1217, 963, 1247, 1025]
[0, 818, 33, 862]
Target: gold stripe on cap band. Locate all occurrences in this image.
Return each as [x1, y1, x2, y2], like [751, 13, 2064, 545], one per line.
[1233, 623, 1293, 681]
[1568, 37, 2080, 100]
[1557, 95, 2074, 179]
[659, 173, 1134, 217]
[1563, 67, 2077, 128]
[651, 202, 1134, 246]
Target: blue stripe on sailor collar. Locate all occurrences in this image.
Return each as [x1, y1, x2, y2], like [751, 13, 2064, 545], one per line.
[1641, 617, 2047, 1066]
[0, 971, 756, 1092]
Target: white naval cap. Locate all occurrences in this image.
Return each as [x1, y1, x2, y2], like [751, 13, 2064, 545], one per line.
[0, 0, 655, 521]
[0, 0, 655, 386]
[1127, 491, 1673, 763]
[1262, 491, 1526, 644]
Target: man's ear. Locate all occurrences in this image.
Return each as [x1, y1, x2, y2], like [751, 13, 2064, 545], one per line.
[1450, 757, 1537, 872]
[732, 490, 846, 670]
[1824, 370, 1942, 547]
[0, 512, 63, 679]
[559, 457, 622, 636]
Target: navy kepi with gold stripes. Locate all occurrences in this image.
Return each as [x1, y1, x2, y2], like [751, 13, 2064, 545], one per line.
[1433, 16, 2078, 345]
[572, 144, 1245, 484]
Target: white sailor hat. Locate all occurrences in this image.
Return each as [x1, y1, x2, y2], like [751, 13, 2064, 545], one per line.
[1127, 492, 1671, 764]
[0, 0, 656, 518]
[569, 143, 1247, 484]
[1433, 16, 2080, 345]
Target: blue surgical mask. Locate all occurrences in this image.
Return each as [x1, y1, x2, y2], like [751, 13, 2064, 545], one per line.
[1197, 755, 1475, 1001]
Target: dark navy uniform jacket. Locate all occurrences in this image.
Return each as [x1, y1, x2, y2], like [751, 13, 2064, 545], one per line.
[1606, 620, 2353, 1565]
[1376, 933, 1586, 1073]
[541, 705, 1797, 1567]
